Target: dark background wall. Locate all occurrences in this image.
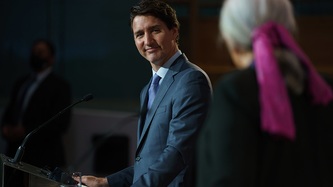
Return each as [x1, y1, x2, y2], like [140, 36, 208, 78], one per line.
[0, 0, 333, 175]
[0, 0, 150, 111]
[1, 0, 333, 111]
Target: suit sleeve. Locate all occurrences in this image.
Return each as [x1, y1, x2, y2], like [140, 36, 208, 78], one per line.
[1, 78, 25, 138]
[107, 166, 134, 187]
[132, 71, 212, 186]
[197, 78, 260, 187]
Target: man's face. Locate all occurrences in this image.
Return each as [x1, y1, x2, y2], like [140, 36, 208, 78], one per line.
[132, 15, 178, 68]
[30, 42, 53, 72]
[32, 42, 52, 60]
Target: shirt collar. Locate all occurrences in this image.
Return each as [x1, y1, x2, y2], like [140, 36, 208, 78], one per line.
[35, 67, 52, 83]
[151, 50, 182, 82]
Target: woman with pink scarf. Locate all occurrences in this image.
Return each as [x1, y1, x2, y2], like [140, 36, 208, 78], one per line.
[197, 0, 333, 186]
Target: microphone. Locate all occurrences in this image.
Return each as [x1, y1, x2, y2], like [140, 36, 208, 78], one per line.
[82, 93, 93, 102]
[8, 93, 94, 164]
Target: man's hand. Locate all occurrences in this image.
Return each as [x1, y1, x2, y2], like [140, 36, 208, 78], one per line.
[73, 175, 109, 187]
[2, 124, 26, 142]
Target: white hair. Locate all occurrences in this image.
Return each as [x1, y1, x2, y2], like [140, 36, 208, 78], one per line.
[220, 0, 297, 50]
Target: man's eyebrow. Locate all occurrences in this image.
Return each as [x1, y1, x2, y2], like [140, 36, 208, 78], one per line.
[134, 25, 162, 35]
[150, 25, 161, 29]
[134, 30, 143, 36]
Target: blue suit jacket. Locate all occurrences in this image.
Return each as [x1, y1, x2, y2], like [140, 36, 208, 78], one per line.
[107, 54, 212, 186]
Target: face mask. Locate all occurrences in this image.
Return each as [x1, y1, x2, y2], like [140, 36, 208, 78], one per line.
[29, 54, 48, 71]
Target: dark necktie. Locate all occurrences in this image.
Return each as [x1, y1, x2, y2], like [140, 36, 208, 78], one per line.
[147, 74, 161, 110]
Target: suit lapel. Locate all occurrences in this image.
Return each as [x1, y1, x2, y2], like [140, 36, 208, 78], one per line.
[137, 55, 186, 151]
[137, 84, 149, 142]
[138, 73, 174, 144]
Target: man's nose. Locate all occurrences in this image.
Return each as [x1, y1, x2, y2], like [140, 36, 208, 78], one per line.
[144, 33, 154, 45]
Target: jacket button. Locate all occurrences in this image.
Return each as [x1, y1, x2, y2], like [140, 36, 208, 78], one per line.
[135, 156, 141, 162]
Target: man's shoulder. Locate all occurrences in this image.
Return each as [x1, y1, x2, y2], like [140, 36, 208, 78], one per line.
[15, 74, 31, 84]
[45, 73, 70, 85]
[173, 55, 208, 76]
[39, 73, 71, 92]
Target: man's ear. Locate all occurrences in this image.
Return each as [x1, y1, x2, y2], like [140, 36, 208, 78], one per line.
[172, 27, 179, 40]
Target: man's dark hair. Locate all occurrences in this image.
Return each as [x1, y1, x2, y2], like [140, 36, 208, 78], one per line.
[32, 39, 55, 56]
[130, 0, 180, 31]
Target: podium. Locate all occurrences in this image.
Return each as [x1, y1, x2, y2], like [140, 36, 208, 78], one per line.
[0, 154, 61, 187]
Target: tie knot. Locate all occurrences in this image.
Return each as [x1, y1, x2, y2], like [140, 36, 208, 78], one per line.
[152, 74, 161, 85]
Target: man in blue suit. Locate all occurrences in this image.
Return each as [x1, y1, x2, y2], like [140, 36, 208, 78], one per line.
[76, 0, 212, 186]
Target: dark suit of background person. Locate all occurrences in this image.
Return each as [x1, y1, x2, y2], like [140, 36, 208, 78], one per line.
[1, 39, 71, 170]
[197, 0, 333, 186]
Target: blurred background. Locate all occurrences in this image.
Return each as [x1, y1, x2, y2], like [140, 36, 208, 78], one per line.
[0, 0, 332, 176]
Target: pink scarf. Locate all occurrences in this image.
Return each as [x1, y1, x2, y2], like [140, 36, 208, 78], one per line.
[252, 21, 333, 141]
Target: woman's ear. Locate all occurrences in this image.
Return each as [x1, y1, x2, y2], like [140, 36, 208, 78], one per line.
[228, 44, 253, 69]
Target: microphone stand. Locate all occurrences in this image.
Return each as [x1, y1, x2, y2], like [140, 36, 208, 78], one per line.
[8, 94, 93, 164]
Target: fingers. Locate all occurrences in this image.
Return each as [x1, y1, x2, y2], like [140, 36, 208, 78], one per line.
[2, 125, 26, 142]
[73, 175, 108, 187]
[72, 175, 81, 183]
[81, 175, 95, 185]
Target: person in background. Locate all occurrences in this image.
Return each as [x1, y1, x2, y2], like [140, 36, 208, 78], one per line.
[1, 39, 71, 170]
[74, 0, 212, 186]
[197, 0, 333, 186]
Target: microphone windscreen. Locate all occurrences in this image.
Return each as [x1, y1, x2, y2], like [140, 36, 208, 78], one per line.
[82, 94, 93, 102]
